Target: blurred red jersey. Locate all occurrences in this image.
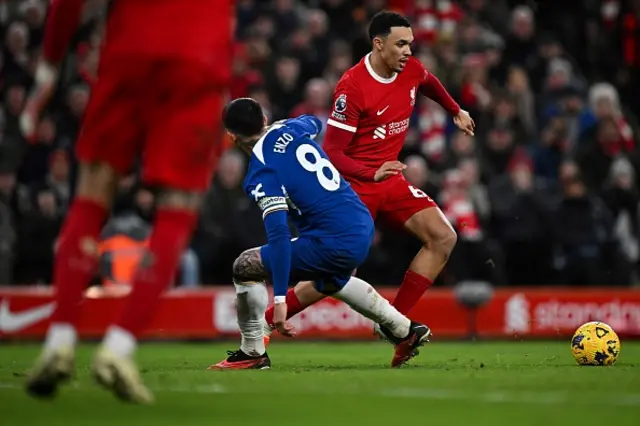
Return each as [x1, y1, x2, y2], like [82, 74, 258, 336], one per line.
[102, 0, 231, 84]
[43, 0, 232, 85]
[41, 0, 233, 191]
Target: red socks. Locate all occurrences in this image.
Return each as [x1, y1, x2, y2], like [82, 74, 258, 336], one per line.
[264, 287, 304, 327]
[51, 200, 198, 340]
[52, 198, 108, 324]
[117, 209, 197, 336]
[392, 270, 433, 315]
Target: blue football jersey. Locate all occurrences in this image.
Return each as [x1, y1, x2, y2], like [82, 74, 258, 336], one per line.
[243, 115, 373, 240]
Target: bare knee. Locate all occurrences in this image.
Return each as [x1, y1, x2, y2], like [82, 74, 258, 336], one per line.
[156, 188, 203, 211]
[232, 252, 247, 281]
[434, 225, 457, 256]
[232, 248, 267, 282]
[75, 162, 120, 207]
[406, 208, 458, 257]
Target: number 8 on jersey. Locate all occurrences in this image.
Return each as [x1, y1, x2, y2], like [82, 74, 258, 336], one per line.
[296, 144, 341, 192]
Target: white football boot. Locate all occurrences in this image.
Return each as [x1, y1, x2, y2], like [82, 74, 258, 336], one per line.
[92, 347, 154, 404]
[25, 346, 75, 398]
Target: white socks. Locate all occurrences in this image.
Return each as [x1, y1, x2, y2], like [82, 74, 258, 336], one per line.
[235, 281, 268, 356]
[44, 322, 137, 359]
[333, 277, 410, 339]
[103, 325, 137, 358]
[44, 323, 77, 352]
[262, 317, 275, 337]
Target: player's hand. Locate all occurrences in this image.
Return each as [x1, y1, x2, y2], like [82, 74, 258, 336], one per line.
[20, 61, 59, 143]
[273, 302, 297, 337]
[374, 161, 407, 182]
[453, 109, 475, 137]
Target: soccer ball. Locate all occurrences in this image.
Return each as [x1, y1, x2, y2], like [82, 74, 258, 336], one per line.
[571, 321, 621, 366]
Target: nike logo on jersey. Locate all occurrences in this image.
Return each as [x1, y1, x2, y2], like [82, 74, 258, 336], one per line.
[0, 299, 55, 333]
[377, 106, 389, 116]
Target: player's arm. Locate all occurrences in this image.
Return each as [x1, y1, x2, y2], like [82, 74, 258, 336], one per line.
[286, 115, 324, 140]
[417, 64, 460, 116]
[323, 81, 378, 181]
[417, 62, 475, 136]
[43, 0, 86, 65]
[20, 0, 85, 140]
[248, 169, 292, 302]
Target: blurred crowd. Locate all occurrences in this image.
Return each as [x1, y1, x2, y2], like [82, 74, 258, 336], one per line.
[2, 0, 640, 288]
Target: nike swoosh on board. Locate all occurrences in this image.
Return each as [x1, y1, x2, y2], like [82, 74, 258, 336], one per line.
[0, 299, 56, 333]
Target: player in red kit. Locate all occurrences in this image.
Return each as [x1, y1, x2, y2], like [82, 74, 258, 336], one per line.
[262, 12, 474, 347]
[23, 0, 231, 404]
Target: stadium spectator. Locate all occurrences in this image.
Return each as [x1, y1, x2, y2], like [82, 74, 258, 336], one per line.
[99, 186, 201, 289]
[0, 170, 17, 284]
[14, 186, 62, 284]
[551, 160, 629, 286]
[488, 154, 555, 286]
[290, 78, 331, 143]
[192, 149, 264, 284]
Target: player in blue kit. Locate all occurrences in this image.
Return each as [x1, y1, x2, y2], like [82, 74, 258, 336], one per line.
[209, 98, 431, 369]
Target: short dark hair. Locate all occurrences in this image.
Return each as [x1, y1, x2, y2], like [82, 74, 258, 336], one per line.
[368, 11, 411, 41]
[222, 98, 264, 137]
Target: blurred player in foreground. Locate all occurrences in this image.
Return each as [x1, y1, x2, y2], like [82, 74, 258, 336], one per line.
[209, 99, 431, 370]
[22, 0, 231, 404]
[263, 11, 474, 342]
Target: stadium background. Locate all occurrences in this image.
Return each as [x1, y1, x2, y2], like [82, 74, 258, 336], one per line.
[0, 0, 639, 341]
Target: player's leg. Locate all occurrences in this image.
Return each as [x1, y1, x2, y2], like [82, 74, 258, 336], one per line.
[93, 61, 223, 403]
[212, 238, 338, 369]
[93, 188, 200, 403]
[319, 269, 431, 367]
[265, 276, 405, 336]
[213, 237, 360, 368]
[379, 180, 457, 315]
[400, 207, 456, 310]
[26, 63, 142, 399]
[329, 276, 409, 337]
[263, 280, 326, 331]
[260, 281, 326, 344]
[208, 247, 272, 370]
[262, 191, 380, 331]
[26, 164, 120, 398]
[269, 228, 431, 368]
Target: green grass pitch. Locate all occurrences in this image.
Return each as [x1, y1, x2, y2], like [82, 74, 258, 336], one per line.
[1, 341, 639, 426]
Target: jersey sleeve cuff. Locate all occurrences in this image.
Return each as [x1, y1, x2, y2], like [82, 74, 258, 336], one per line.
[327, 118, 357, 133]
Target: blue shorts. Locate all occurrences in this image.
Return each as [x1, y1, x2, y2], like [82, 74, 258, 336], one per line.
[260, 234, 372, 294]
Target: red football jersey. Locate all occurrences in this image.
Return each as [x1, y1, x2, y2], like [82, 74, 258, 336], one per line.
[326, 55, 428, 170]
[43, 0, 232, 86]
[103, 0, 232, 83]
